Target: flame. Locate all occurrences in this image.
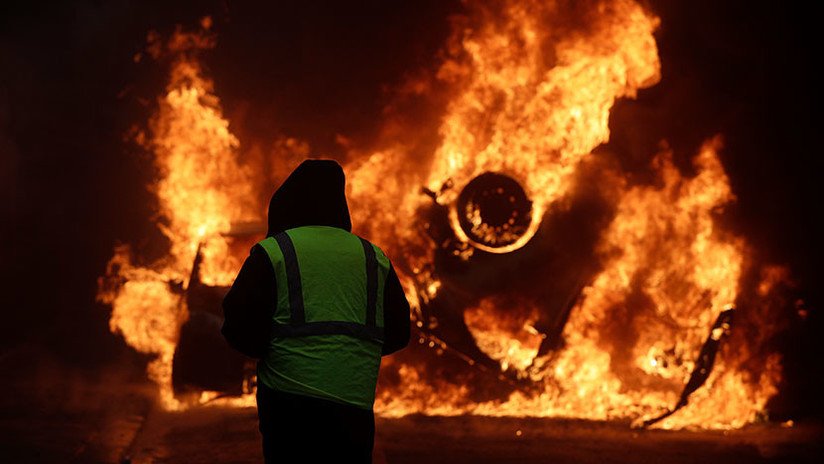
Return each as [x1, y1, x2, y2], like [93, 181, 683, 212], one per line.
[98, 22, 257, 409]
[548, 138, 777, 429]
[99, 1, 790, 430]
[351, 0, 660, 256]
[359, 0, 784, 429]
[373, 139, 783, 430]
[463, 297, 543, 372]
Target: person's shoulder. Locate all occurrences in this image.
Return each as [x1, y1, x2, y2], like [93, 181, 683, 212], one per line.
[250, 241, 266, 255]
[249, 240, 278, 269]
[353, 233, 391, 265]
[251, 237, 276, 257]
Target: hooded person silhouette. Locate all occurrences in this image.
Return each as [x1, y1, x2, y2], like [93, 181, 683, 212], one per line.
[222, 159, 410, 463]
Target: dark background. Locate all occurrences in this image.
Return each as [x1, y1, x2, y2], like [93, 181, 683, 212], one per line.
[1, 0, 821, 418]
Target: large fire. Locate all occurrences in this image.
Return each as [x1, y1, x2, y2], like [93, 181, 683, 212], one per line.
[98, 18, 259, 409]
[99, 1, 789, 428]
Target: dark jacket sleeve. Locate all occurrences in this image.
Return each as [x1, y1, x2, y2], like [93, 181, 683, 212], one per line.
[381, 265, 411, 356]
[221, 245, 276, 359]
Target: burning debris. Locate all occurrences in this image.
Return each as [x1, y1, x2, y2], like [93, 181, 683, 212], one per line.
[639, 307, 735, 428]
[97, 20, 260, 409]
[99, 0, 790, 430]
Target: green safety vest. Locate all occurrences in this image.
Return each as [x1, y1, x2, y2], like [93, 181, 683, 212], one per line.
[256, 225, 390, 409]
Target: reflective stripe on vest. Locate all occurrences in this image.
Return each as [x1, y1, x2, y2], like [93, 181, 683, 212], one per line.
[257, 229, 385, 344]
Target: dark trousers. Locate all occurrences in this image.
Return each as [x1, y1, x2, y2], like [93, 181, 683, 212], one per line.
[256, 383, 375, 463]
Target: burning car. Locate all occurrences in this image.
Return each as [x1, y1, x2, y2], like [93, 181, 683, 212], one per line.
[100, 0, 787, 430]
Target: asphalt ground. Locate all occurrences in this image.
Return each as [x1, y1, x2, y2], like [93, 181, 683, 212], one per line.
[2, 347, 822, 463]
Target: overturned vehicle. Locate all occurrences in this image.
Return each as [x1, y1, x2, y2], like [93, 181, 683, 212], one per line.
[172, 171, 734, 421]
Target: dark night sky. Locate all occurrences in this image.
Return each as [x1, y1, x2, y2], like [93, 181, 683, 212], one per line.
[1, 0, 821, 413]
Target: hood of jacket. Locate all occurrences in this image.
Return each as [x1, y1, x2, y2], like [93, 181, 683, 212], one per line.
[267, 159, 352, 236]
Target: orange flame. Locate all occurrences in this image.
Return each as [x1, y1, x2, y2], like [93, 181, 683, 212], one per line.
[99, 22, 258, 409]
[373, 139, 782, 430]
[350, 0, 660, 255]
[99, 1, 789, 429]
